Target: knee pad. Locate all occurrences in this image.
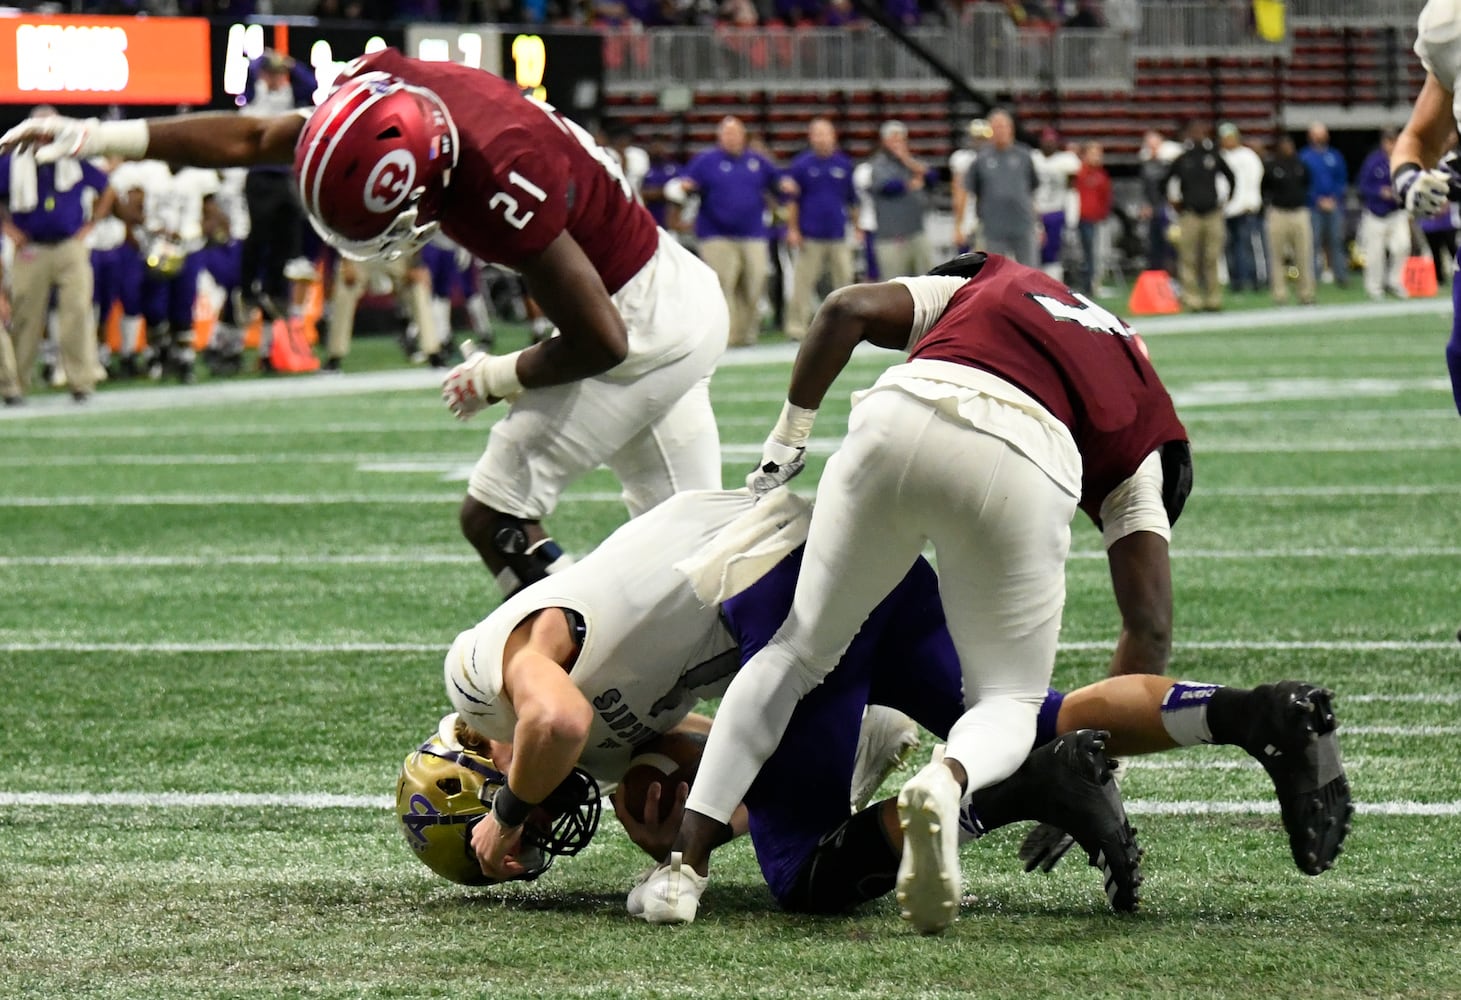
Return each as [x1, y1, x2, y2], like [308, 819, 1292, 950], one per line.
[489, 514, 573, 597]
[781, 804, 900, 914]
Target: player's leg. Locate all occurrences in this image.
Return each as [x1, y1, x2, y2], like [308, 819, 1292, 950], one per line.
[895, 426, 1079, 932]
[116, 244, 146, 376]
[1359, 212, 1385, 298]
[8, 244, 55, 394]
[166, 254, 202, 383]
[651, 392, 934, 906]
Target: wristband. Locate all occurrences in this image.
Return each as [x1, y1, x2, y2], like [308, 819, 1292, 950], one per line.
[770, 400, 817, 448]
[96, 119, 150, 160]
[492, 784, 538, 829]
[482, 350, 524, 401]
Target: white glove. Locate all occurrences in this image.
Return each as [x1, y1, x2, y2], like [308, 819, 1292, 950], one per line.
[746, 438, 807, 496]
[441, 341, 524, 421]
[0, 116, 148, 164]
[1394, 163, 1451, 217]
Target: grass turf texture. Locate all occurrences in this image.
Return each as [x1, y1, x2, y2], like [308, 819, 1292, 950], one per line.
[2, 302, 1460, 998]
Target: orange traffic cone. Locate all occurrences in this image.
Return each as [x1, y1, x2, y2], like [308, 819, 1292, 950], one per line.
[1127, 270, 1182, 315]
[1402, 257, 1440, 299]
[267, 317, 321, 373]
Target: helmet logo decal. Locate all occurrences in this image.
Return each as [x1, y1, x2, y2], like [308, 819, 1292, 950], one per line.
[363, 148, 417, 215]
[402, 792, 439, 845]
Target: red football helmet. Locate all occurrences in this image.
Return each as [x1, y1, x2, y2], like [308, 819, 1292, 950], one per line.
[294, 71, 459, 260]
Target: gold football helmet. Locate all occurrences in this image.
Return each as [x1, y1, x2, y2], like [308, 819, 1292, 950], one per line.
[395, 715, 602, 886]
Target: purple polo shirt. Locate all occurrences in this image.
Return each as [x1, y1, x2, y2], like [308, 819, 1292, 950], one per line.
[684, 147, 780, 240]
[0, 155, 109, 243]
[1357, 148, 1400, 217]
[785, 148, 855, 240]
[642, 160, 681, 227]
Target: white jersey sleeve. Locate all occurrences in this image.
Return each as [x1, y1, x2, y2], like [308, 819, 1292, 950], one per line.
[1098, 450, 1171, 548]
[1417, 0, 1461, 87]
[890, 275, 970, 348]
[444, 490, 756, 787]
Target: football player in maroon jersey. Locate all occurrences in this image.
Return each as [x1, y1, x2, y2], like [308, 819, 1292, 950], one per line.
[637, 251, 1195, 930]
[2, 52, 728, 597]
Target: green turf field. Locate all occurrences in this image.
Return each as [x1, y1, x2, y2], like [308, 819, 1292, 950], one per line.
[1, 299, 1459, 999]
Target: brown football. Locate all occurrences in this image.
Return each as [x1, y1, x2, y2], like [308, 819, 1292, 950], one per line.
[614, 730, 705, 823]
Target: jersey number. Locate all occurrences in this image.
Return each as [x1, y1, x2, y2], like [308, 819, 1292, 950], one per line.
[1027, 291, 1132, 339]
[488, 171, 547, 230]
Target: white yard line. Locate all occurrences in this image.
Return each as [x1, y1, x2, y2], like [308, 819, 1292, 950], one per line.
[3, 639, 1454, 653]
[4, 546, 1456, 568]
[4, 482, 1460, 506]
[0, 789, 1453, 816]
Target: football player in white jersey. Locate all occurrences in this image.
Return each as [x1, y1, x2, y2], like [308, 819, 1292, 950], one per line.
[1392, 0, 1461, 414]
[1031, 128, 1082, 281]
[401, 489, 1349, 917]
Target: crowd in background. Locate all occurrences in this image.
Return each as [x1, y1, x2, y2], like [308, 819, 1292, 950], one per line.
[0, 45, 1446, 405]
[34, 0, 1115, 30]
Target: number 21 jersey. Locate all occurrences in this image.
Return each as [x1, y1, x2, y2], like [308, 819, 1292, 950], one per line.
[352, 48, 660, 294]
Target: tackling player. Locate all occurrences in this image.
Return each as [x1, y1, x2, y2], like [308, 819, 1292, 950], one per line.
[399, 490, 1350, 917]
[649, 250, 1193, 932]
[0, 50, 728, 596]
[1391, 0, 1461, 415]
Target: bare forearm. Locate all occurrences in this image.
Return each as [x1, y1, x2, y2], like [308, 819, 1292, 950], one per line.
[1108, 626, 1171, 677]
[515, 326, 625, 386]
[788, 283, 914, 409]
[145, 114, 299, 167]
[507, 708, 590, 803]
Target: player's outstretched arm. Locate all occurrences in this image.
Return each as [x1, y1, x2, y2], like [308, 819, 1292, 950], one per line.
[1, 112, 303, 167]
[746, 282, 914, 495]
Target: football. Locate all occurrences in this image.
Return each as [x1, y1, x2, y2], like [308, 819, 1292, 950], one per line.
[614, 729, 705, 824]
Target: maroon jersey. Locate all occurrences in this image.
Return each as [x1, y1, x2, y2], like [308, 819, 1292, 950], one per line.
[909, 255, 1187, 520]
[351, 49, 659, 293]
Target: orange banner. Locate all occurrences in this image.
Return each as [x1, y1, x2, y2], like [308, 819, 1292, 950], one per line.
[0, 15, 211, 104]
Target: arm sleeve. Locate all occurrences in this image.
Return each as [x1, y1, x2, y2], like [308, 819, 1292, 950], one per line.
[1098, 450, 1171, 548]
[889, 275, 969, 347]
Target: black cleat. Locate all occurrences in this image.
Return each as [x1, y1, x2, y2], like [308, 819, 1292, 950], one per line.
[1011, 730, 1143, 913]
[1241, 682, 1353, 876]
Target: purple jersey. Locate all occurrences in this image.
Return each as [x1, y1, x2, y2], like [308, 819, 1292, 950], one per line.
[785, 149, 855, 240]
[684, 147, 780, 240]
[0, 156, 108, 242]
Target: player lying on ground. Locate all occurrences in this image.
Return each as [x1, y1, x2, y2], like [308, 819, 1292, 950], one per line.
[396, 490, 1351, 916]
[649, 250, 1191, 931]
[1391, 0, 1461, 415]
[0, 48, 727, 598]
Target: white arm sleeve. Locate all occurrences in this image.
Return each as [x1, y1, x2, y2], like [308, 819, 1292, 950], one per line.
[890, 275, 969, 349]
[1099, 450, 1171, 549]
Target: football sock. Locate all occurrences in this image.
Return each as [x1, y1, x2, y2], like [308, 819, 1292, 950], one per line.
[1158, 681, 1220, 746]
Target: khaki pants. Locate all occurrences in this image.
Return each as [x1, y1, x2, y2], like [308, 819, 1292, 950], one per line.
[786, 238, 854, 340]
[327, 254, 436, 360]
[1176, 210, 1225, 310]
[700, 237, 768, 347]
[0, 236, 96, 398]
[1266, 207, 1316, 304]
[1358, 209, 1412, 299]
[874, 231, 932, 281]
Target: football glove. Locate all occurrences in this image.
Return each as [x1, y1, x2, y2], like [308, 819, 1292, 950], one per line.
[0, 116, 148, 163]
[1394, 162, 1452, 217]
[746, 438, 807, 496]
[441, 341, 524, 421]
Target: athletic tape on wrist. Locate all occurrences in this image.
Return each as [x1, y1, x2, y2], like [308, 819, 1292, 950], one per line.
[771, 400, 817, 448]
[492, 784, 538, 828]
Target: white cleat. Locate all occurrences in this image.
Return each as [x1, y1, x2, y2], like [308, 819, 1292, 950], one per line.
[896, 752, 963, 935]
[851, 706, 921, 813]
[628, 851, 707, 925]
